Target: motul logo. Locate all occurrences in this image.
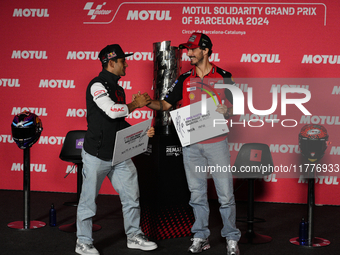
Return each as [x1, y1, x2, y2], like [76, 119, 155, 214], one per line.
[302, 55, 340, 64]
[298, 175, 339, 185]
[65, 165, 78, 174]
[263, 174, 278, 183]
[126, 110, 153, 119]
[111, 107, 125, 112]
[12, 107, 47, 116]
[0, 79, 20, 87]
[11, 163, 48, 172]
[330, 146, 340, 155]
[182, 52, 221, 62]
[66, 51, 99, 60]
[270, 84, 309, 93]
[66, 109, 87, 117]
[126, 10, 172, 21]
[300, 115, 340, 125]
[126, 52, 153, 61]
[0, 135, 14, 143]
[39, 136, 65, 145]
[12, 50, 48, 59]
[270, 144, 300, 154]
[118, 81, 132, 90]
[13, 9, 49, 17]
[240, 54, 281, 63]
[39, 80, 75, 88]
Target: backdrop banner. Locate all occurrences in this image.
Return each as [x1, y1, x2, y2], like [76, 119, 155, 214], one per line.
[1, 0, 339, 205]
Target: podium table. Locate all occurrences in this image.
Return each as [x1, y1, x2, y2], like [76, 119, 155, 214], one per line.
[133, 133, 194, 240]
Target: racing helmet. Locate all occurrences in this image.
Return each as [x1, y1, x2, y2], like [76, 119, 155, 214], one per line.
[11, 111, 43, 149]
[298, 124, 329, 162]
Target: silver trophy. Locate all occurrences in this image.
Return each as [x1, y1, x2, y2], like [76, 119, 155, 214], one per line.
[153, 41, 182, 134]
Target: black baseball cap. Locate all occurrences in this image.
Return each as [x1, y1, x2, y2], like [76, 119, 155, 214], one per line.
[179, 32, 213, 50]
[98, 44, 133, 64]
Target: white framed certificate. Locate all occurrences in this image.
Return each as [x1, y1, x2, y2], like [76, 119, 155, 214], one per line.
[112, 119, 152, 166]
[169, 97, 229, 147]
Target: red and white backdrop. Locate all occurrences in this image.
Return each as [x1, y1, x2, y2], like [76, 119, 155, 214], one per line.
[1, 0, 339, 205]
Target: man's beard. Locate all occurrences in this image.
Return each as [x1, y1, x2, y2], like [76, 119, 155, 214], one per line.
[190, 52, 204, 66]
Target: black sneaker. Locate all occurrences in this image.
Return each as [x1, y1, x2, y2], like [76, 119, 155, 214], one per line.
[188, 238, 210, 253]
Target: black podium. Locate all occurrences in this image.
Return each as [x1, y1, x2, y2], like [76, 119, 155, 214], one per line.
[133, 132, 194, 240]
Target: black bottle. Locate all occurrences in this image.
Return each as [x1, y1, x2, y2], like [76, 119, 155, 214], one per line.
[49, 204, 56, 227]
[299, 218, 307, 245]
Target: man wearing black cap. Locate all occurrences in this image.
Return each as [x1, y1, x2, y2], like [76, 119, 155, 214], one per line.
[147, 33, 241, 254]
[76, 44, 157, 255]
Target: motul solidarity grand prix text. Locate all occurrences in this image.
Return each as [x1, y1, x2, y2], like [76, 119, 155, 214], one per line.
[181, 5, 320, 25]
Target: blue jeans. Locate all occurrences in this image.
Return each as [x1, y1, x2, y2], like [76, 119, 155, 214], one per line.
[76, 149, 143, 244]
[182, 138, 241, 241]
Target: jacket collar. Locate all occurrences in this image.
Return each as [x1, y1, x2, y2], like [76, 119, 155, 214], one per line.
[99, 68, 121, 85]
[191, 63, 216, 78]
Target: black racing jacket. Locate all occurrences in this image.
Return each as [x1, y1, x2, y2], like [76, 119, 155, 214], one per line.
[83, 69, 130, 161]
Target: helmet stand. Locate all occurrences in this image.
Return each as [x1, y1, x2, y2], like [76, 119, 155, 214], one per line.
[290, 124, 331, 247]
[289, 163, 330, 247]
[7, 148, 46, 229]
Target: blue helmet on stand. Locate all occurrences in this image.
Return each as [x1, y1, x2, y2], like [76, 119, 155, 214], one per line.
[298, 124, 329, 162]
[11, 111, 43, 149]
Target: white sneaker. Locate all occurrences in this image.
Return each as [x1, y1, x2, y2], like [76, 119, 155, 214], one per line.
[188, 238, 210, 253]
[127, 233, 157, 251]
[75, 239, 99, 255]
[226, 239, 240, 255]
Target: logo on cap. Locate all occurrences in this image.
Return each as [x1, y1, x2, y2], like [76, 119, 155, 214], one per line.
[189, 35, 197, 42]
[107, 52, 117, 60]
[201, 39, 208, 46]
